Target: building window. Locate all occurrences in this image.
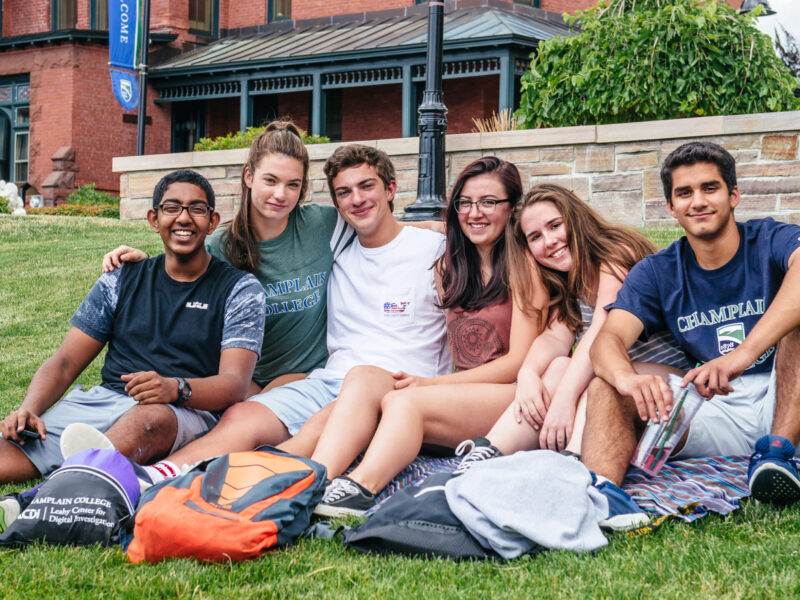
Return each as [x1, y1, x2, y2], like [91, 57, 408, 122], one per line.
[172, 102, 206, 153]
[325, 89, 342, 142]
[53, 0, 78, 30]
[92, 0, 109, 30]
[0, 111, 9, 182]
[269, 0, 291, 22]
[0, 77, 30, 184]
[189, 0, 217, 35]
[14, 130, 28, 182]
[514, 0, 541, 7]
[253, 95, 279, 128]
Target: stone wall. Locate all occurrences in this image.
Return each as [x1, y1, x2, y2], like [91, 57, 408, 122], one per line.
[114, 110, 800, 227]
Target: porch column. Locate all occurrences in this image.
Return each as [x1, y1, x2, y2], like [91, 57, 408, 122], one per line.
[498, 52, 515, 113]
[401, 64, 415, 138]
[239, 77, 251, 131]
[311, 72, 326, 137]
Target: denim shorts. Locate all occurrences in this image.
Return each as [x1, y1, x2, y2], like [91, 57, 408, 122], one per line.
[246, 374, 343, 435]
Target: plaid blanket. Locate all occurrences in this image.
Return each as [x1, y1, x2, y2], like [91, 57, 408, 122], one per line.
[374, 454, 751, 522]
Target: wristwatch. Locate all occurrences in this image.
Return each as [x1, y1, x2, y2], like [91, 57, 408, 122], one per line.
[173, 377, 192, 407]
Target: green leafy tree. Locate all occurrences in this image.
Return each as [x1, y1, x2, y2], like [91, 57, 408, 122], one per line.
[516, 0, 800, 128]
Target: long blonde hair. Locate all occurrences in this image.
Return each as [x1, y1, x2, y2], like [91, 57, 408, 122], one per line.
[508, 184, 655, 332]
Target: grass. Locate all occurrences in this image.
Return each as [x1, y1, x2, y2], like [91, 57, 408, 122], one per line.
[2, 215, 800, 599]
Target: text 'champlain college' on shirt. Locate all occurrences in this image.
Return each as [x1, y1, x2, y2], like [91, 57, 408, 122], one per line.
[262, 271, 328, 316]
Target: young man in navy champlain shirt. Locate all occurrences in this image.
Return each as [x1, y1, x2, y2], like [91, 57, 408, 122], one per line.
[0, 170, 266, 486]
[583, 141, 800, 529]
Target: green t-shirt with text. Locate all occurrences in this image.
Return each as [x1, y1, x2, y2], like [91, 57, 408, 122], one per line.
[207, 203, 352, 385]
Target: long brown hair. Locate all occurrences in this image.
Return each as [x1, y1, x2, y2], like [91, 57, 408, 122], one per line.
[438, 156, 522, 312]
[219, 120, 310, 272]
[508, 183, 656, 332]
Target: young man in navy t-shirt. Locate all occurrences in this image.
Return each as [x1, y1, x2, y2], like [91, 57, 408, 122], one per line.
[582, 141, 800, 527]
[0, 170, 266, 487]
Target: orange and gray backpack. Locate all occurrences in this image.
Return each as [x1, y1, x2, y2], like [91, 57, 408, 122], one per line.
[122, 446, 326, 563]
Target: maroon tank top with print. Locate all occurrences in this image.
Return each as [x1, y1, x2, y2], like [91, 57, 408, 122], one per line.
[445, 296, 513, 371]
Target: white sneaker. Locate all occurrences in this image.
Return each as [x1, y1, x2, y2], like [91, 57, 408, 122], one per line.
[0, 496, 21, 533]
[60, 423, 116, 460]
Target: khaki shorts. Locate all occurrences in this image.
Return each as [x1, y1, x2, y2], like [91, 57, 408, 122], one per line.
[672, 370, 775, 459]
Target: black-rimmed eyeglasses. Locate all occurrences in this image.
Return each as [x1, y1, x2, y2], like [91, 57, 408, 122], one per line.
[157, 202, 213, 217]
[453, 198, 510, 214]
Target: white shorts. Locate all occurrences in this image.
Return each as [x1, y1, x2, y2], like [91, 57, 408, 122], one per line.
[8, 385, 218, 476]
[672, 370, 775, 459]
[246, 374, 343, 436]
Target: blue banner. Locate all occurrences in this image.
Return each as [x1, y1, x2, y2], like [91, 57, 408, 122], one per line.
[110, 68, 139, 111]
[108, 0, 142, 70]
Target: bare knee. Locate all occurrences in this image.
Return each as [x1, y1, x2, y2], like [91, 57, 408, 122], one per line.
[379, 389, 408, 413]
[543, 355, 571, 377]
[342, 365, 389, 385]
[379, 390, 426, 425]
[217, 401, 271, 434]
[106, 404, 177, 462]
[218, 401, 289, 446]
[0, 439, 41, 483]
[124, 404, 176, 441]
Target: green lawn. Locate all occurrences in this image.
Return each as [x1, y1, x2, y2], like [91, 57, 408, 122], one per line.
[1, 215, 799, 600]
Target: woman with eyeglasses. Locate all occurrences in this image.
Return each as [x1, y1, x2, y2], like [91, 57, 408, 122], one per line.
[103, 121, 353, 399]
[452, 184, 690, 473]
[306, 156, 548, 517]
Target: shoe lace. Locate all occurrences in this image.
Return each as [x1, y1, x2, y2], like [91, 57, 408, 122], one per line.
[453, 441, 498, 475]
[322, 479, 359, 504]
[455, 439, 474, 457]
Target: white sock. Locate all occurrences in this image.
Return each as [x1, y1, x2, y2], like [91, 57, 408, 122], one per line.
[143, 460, 180, 483]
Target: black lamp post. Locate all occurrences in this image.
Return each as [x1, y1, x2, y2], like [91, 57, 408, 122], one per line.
[402, 1, 448, 221]
[739, 0, 776, 16]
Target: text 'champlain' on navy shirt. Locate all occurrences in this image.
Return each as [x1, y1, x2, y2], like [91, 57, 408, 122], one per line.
[609, 218, 800, 375]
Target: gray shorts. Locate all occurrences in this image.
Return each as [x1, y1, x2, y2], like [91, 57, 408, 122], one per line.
[672, 370, 776, 459]
[247, 375, 343, 435]
[7, 385, 218, 476]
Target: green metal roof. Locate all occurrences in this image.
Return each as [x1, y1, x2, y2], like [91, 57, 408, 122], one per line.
[151, 4, 570, 76]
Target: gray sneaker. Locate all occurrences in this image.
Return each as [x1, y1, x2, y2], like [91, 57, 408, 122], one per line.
[452, 436, 502, 476]
[0, 496, 21, 533]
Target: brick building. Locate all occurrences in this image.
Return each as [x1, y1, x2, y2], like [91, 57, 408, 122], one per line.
[0, 0, 756, 203]
[0, 0, 604, 203]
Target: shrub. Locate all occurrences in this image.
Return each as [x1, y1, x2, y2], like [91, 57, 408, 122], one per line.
[516, 0, 800, 128]
[27, 204, 120, 218]
[66, 184, 120, 206]
[0, 196, 10, 214]
[193, 126, 330, 151]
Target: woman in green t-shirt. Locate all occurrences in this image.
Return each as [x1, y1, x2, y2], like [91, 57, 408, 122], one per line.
[103, 121, 349, 396]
